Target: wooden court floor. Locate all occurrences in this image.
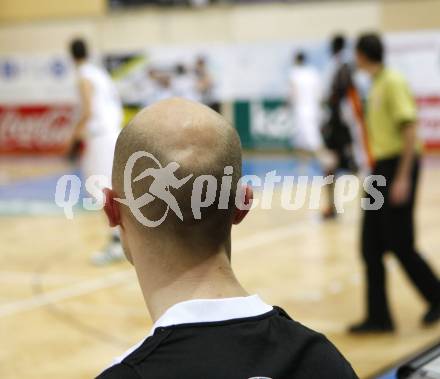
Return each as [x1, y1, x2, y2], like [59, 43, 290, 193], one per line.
[1, 157, 440, 379]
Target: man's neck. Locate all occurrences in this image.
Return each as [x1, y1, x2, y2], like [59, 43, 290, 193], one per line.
[367, 63, 384, 77]
[132, 245, 248, 322]
[75, 59, 87, 67]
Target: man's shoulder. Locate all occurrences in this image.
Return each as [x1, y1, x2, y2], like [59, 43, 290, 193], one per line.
[274, 307, 358, 378]
[96, 362, 140, 379]
[298, 334, 358, 378]
[78, 63, 107, 80]
[383, 68, 407, 86]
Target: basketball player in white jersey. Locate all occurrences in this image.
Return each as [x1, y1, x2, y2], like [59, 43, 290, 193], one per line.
[289, 51, 324, 153]
[69, 38, 124, 265]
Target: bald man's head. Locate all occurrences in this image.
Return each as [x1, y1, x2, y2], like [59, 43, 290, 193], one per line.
[112, 98, 242, 251]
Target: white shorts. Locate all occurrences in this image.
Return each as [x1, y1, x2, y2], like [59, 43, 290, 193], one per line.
[82, 132, 119, 188]
[292, 111, 323, 152]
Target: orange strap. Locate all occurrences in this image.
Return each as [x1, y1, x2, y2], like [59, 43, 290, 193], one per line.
[347, 86, 374, 168]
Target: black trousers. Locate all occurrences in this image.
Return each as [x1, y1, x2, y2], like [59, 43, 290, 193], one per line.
[362, 156, 440, 324]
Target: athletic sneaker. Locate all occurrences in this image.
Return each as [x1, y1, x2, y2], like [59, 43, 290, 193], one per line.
[91, 242, 125, 266]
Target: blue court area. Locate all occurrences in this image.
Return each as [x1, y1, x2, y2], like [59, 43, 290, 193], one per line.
[0, 168, 84, 215]
[376, 370, 397, 379]
[242, 156, 322, 181]
[0, 156, 323, 216]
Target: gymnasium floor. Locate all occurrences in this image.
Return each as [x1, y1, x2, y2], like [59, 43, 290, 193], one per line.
[1, 155, 439, 379]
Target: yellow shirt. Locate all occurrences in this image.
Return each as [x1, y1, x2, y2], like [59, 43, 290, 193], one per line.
[366, 68, 420, 160]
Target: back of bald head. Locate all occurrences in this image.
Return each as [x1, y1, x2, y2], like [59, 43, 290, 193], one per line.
[112, 98, 242, 250]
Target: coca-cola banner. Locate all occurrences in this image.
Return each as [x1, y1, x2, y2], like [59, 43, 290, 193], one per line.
[0, 54, 77, 154]
[0, 105, 76, 154]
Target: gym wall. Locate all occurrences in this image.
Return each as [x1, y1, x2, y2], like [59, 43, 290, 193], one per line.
[0, 0, 432, 54]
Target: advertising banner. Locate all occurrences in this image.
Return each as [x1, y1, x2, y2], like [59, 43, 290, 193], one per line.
[387, 32, 440, 149]
[0, 105, 75, 154]
[0, 54, 77, 154]
[0, 31, 439, 153]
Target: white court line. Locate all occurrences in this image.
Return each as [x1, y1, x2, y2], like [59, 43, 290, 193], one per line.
[0, 221, 308, 318]
[0, 270, 135, 318]
[0, 271, 89, 285]
[58, 302, 147, 317]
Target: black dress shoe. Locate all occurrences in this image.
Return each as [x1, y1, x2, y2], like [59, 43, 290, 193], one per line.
[322, 208, 337, 220]
[422, 302, 440, 326]
[348, 320, 395, 334]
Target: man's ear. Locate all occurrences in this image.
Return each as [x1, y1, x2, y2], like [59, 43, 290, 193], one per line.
[103, 188, 121, 227]
[232, 184, 253, 225]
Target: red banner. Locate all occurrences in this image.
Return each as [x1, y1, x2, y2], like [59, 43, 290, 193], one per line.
[0, 105, 76, 154]
[0, 99, 439, 154]
[416, 96, 440, 150]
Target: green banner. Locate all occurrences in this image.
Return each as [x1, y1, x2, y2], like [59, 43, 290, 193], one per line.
[233, 99, 293, 150]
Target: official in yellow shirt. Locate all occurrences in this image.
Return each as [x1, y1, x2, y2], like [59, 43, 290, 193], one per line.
[366, 68, 422, 161]
[349, 33, 440, 334]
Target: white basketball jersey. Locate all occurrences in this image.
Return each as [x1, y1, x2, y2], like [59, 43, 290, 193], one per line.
[289, 66, 322, 112]
[289, 66, 323, 151]
[78, 62, 123, 137]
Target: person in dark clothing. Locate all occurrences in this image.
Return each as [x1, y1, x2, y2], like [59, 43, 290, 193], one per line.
[349, 33, 440, 334]
[98, 98, 358, 378]
[322, 34, 362, 219]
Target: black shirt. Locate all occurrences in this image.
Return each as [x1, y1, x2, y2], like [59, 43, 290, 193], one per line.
[97, 306, 357, 379]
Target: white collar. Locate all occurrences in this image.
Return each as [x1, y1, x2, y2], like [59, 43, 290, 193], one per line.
[111, 295, 272, 366]
[150, 294, 272, 335]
